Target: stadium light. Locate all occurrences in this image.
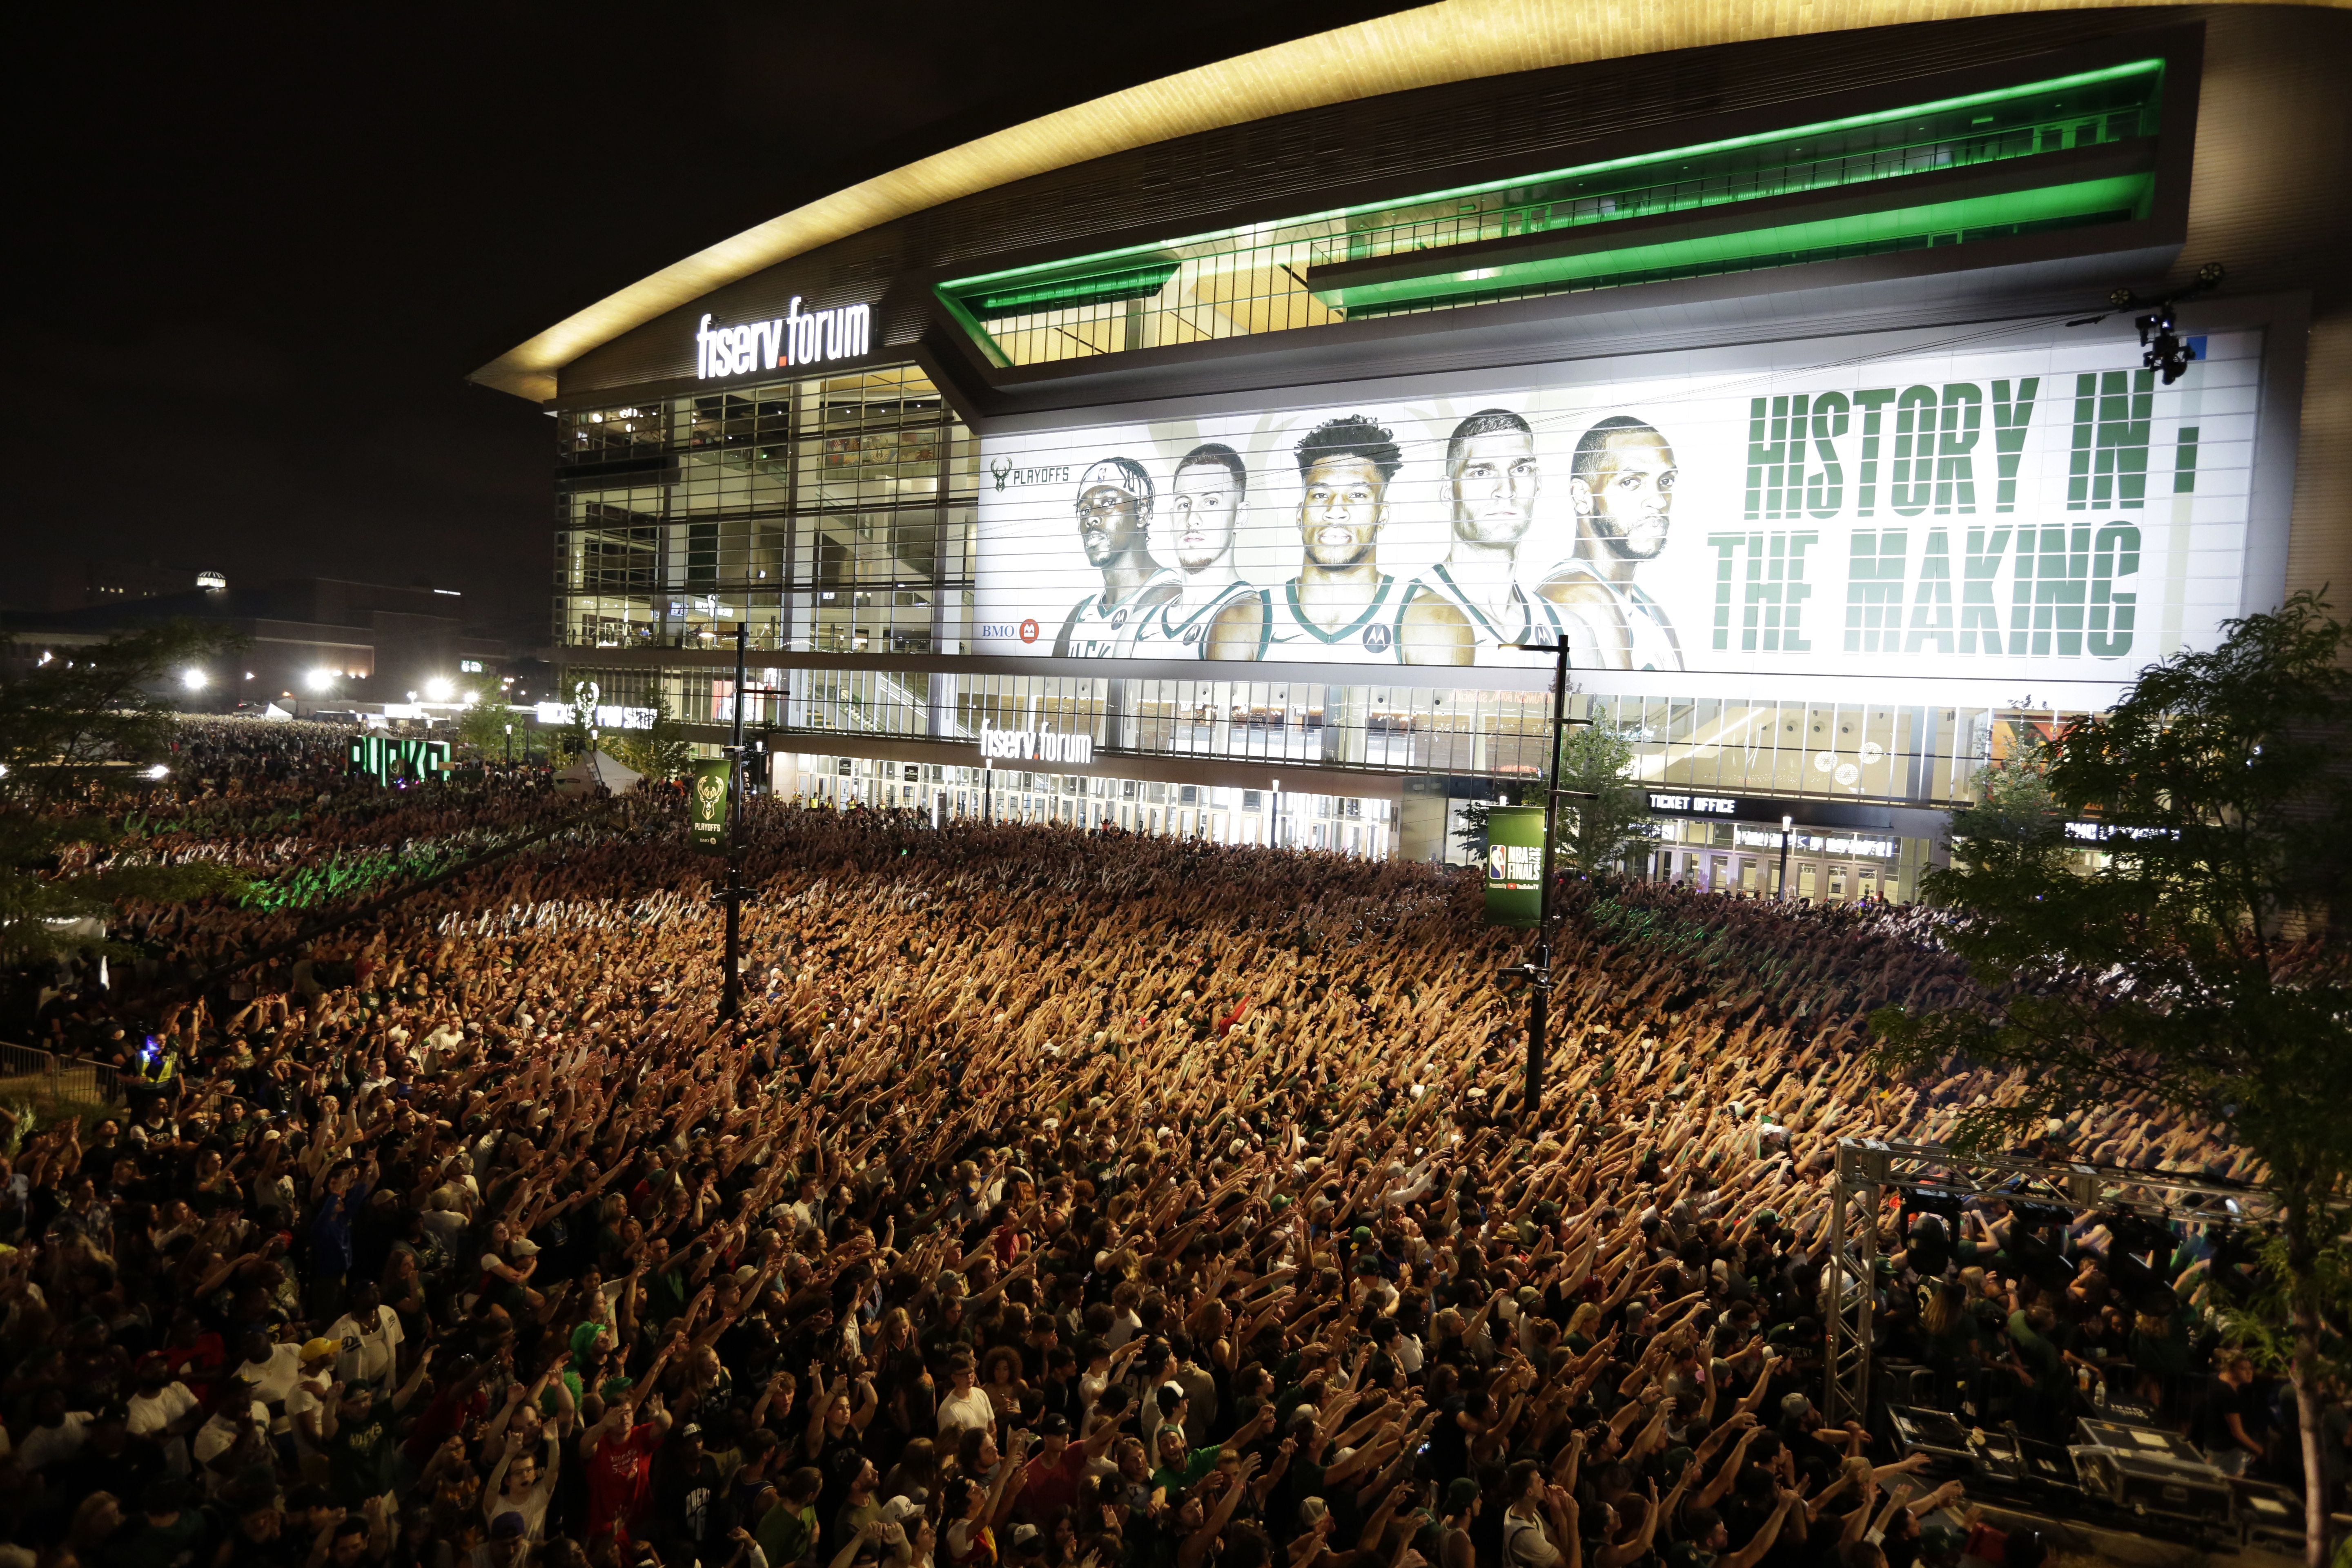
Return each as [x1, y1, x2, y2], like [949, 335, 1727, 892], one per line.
[146, 764, 170, 780]
[180, 668, 207, 691]
[305, 668, 335, 692]
[425, 676, 455, 702]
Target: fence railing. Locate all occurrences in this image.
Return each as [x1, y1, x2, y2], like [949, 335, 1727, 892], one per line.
[0, 1041, 127, 1108]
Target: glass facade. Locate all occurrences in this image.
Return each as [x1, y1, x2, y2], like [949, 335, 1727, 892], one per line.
[938, 59, 2163, 366]
[555, 365, 976, 655]
[552, 360, 2103, 895]
[777, 758, 1396, 857]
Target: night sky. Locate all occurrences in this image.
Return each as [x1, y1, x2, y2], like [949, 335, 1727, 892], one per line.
[7, 2, 1410, 643]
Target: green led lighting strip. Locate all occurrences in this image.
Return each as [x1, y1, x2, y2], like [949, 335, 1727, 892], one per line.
[937, 56, 2164, 364]
[1314, 173, 2153, 311]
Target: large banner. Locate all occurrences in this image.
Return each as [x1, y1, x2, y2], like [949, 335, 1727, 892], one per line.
[973, 323, 2258, 678]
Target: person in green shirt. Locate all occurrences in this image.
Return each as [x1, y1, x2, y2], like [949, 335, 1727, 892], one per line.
[759, 1465, 826, 1568]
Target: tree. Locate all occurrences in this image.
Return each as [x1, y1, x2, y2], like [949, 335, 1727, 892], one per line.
[453, 700, 521, 761]
[0, 624, 251, 965]
[1870, 592, 2352, 1564]
[1551, 722, 1650, 874]
[611, 693, 693, 785]
[0, 622, 242, 794]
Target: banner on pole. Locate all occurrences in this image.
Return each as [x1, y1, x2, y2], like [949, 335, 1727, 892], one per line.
[689, 760, 731, 852]
[1484, 804, 1546, 928]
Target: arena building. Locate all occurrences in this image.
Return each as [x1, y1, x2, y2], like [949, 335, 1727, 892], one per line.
[472, 1, 2352, 899]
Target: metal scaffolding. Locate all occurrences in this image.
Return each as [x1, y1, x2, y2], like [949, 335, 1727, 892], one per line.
[1821, 1137, 2285, 1427]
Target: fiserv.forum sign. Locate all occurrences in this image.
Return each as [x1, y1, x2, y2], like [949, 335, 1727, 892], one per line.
[695, 297, 871, 381]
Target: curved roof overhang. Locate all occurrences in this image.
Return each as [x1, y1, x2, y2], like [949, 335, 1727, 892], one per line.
[469, 0, 2324, 402]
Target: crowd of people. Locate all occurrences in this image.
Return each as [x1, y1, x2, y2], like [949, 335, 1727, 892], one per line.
[0, 717, 2327, 1568]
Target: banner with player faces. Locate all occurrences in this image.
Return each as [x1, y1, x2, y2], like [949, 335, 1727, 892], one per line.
[971, 318, 2262, 678]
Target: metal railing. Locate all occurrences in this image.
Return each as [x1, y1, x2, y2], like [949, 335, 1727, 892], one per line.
[0, 1041, 127, 1110]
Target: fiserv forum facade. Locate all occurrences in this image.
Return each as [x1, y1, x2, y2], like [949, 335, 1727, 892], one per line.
[473, 2, 2352, 898]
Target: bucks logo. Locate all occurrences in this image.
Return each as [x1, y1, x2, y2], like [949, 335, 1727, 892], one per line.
[689, 761, 731, 850]
[991, 457, 1012, 492]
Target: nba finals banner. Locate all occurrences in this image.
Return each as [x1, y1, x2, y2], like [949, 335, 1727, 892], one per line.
[1484, 805, 1547, 928]
[972, 321, 2258, 679]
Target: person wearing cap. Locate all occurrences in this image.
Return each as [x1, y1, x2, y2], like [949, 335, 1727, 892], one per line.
[286, 1337, 343, 1468]
[1015, 1405, 1127, 1525]
[1054, 457, 1181, 659]
[127, 1350, 203, 1480]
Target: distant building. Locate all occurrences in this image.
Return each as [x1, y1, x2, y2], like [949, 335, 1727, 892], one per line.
[2, 577, 513, 713]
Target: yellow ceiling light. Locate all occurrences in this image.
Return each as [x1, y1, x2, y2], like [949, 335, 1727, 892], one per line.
[470, 0, 2315, 401]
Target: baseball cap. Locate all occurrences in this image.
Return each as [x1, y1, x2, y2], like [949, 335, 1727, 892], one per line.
[1038, 1412, 1071, 1436]
[508, 1238, 540, 1258]
[300, 1338, 339, 1364]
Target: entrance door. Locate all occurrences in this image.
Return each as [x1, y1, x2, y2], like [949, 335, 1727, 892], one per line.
[1739, 858, 1759, 894]
[1827, 863, 1849, 901]
[1797, 862, 1819, 900]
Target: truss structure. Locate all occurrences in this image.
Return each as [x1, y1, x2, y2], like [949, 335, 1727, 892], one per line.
[1822, 1137, 2284, 1427]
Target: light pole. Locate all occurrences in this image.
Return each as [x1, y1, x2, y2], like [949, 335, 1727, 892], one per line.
[1497, 637, 1597, 1129]
[1777, 815, 1793, 901]
[715, 623, 751, 1024]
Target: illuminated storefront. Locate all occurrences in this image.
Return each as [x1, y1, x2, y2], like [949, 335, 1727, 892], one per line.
[476, 5, 2352, 898]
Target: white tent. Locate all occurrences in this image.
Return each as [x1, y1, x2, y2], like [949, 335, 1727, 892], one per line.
[554, 749, 643, 796]
[263, 703, 293, 720]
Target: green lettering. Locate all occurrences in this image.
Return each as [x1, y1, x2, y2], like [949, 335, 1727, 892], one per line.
[1961, 526, 2009, 655]
[1936, 383, 1981, 514]
[1906, 528, 1955, 654]
[1845, 529, 1908, 653]
[1889, 386, 1938, 516]
[2087, 523, 2140, 657]
[1708, 533, 1745, 649]
[1990, 377, 2038, 512]
[1806, 392, 1849, 518]
[1851, 388, 1898, 517]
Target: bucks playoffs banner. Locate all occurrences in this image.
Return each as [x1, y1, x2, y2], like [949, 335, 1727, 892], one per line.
[972, 321, 2257, 679]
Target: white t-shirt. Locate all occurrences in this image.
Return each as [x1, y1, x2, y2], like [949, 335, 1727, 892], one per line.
[17, 1412, 94, 1472]
[129, 1382, 200, 1477]
[193, 1402, 272, 1491]
[238, 1343, 306, 1426]
[937, 1385, 996, 1437]
[285, 1377, 331, 1453]
[329, 1305, 405, 1391]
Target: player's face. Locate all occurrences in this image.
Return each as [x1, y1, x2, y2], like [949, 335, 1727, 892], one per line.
[1077, 484, 1145, 567]
[1577, 435, 1676, 560]
[1297, 455, 1386, 570]
[1170, 466, 1240, 573]
[1448, 432, 1539, 547]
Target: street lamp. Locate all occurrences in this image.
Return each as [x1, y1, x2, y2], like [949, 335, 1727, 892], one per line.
[180, 669, 207, 692]
[1777, 815, 1794, 901]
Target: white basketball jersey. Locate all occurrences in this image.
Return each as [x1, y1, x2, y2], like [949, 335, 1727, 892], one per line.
[1545, 561, 1686, 672]
[1057, 568, 1181, 659]
[1250, 575, 1410, 664]
[1133, 577, 1255, 657]
[1417, 563, 1567, 658]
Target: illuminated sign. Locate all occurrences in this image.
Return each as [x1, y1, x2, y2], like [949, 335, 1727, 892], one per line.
[1730, 824, 1898, 858]
[348, 735, 450, 786]
[1648, 792, 1736, 815]
[978, 721, 1094, 765]
[972, 320, 2258, 676]
[1483, 804, 1546, 927]
[2064, 820, 2178, 842]
[695, 297, 871, 380]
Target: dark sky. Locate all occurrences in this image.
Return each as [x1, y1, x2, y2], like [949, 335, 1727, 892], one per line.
[7, 2, 1409, 643]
